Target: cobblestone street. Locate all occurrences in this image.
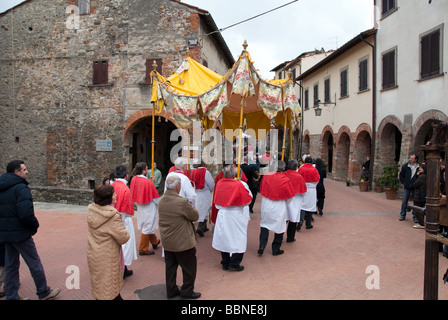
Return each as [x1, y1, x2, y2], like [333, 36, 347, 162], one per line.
[4, 178, 448, 301]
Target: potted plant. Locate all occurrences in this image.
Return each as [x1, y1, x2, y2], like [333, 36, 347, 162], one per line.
[379, 164, 400, 200]
[373, 177, 383, 193]
[358, 170, 369, 192]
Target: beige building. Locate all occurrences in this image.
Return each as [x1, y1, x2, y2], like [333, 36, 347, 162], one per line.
[297, 29, 376, 182]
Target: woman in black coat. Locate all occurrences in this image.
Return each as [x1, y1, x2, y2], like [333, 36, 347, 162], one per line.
[315, 158, 326, 215]
[412, 164, 427, 228]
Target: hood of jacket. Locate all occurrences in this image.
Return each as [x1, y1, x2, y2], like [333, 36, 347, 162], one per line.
[0, 173, 28, 192]
[87, 203, 118, 230]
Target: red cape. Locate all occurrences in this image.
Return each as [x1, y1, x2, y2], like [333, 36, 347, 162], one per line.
[213, 178, 252, 208]
[284, 170, 307, 194]
[210, 167, 248, 224]
[298, 163, 320, 183]
[169, 166, 191, 180]
[259, 172, 295, 201]
[130, 176, 159, 204]
[190, 168, 206, 190]
[112, 180, 134, 215]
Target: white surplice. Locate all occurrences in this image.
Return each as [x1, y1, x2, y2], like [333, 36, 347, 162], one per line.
[301, 182, 318, 212]
[260, 196, 292, 234]
[195, 169, 214, 222]
[286, 193, 304, 223]
[212, 181, 252, 255]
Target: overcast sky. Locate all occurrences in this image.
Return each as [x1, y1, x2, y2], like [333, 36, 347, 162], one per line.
[1, 0, 375, 79]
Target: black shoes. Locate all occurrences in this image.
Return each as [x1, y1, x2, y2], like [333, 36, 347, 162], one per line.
[183, 292, 201, 299]
[257, 249, 264, 255]
[229, 265, 244, 272]
[272, 250, 284, 256]
[123, 267, 133, 279]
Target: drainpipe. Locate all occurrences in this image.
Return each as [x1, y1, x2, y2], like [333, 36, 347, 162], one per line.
[360, 33, 376, 190]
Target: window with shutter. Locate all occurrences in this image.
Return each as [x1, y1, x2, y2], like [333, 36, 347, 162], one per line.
[324, 78, 330, 102]
[382, 50, 396, 89]
[304, 89, 309, 110]
[359, 59, 368, 91]
[340, 68, 348, 98]
[382, 0, 396, 16]
[93, 60, 108, 85]
[421, 28, 441, 79]
[313, 83, 319, 106]
[145, 59, 163, 84]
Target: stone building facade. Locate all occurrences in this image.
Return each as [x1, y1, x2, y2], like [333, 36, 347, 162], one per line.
[0, 0, 234, 204]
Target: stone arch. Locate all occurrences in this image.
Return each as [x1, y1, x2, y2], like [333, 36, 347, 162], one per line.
[123, 108, 177, 147]
[413, 110, 448, 161]
[320, 126, 335, 173]
[353, 124, 372, 181]
[303, 130, 311, 156]
[334, 127, 351, 181]
[375, 115, 404, 179]
[123, 109, 179, 173]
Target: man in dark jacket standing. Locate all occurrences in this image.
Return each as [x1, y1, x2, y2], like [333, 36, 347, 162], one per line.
[0, 160, 60, 300]
[399, 154, 420, 221]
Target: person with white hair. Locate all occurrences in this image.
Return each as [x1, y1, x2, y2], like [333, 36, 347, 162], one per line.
[165, 157, 196, 205]
[158, 175, 201, 299]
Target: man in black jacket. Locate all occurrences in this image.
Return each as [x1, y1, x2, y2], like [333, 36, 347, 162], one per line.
[399, 154, 420, 221]
[0, 160, 60, 300]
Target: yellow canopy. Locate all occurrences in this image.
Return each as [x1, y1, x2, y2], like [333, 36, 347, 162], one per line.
[149, 42, 302, 177]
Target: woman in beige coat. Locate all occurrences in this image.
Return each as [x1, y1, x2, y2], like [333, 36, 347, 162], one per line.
[87, 185, 130, 300]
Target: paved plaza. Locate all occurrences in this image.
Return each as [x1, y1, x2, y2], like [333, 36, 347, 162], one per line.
[4, 178, 448, 301]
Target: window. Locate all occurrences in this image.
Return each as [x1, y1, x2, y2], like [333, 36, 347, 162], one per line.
[421, 27, 442, 79]
[304, 89, 309, 110]
[324, 78, 330, 103]
[93, 60, 108, 85]
[145, 59, 163, 84]
[381, 0, 396, 17]
[278, 71, 283, 79]
[359, 58, 368, 91]
[382, 49, 396, 89]
[313, 83, 319, 106]
[340, 68, 348, 98]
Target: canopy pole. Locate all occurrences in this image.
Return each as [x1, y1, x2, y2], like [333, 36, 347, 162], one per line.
[151, 60, 158, 178]
[290, 123, 293, 160]
[237, 98, 245, 180]
[282, 113, 287, 161]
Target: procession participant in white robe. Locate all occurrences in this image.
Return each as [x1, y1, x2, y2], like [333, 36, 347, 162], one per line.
[190, 162, 214, 237]
[111, 165, 137, 278]
[298, 156, 320, 230]
[165, 157, 196, 205]
[258, 161, 295, 256]
[130, 162, 160, 256]
[212, 165, 252, 271]
[284, 159, 307, 242]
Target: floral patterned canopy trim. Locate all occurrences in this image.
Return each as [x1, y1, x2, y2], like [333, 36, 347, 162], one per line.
[153, 50, 301, 129]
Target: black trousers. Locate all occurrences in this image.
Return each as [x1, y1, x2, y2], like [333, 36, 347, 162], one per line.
[249, 189, 258, 212]
[259, 227, 283, 253]
[164, 247, 197, 298]
[286, 221, 297, 242]
[220, 252, 244, 268]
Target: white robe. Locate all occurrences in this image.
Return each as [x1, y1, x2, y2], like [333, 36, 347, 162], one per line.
[195, 169, 214, 222]
[120, 212, 137, 266]
[112, 178, 137, 266]
[136, 198, 159, 234]
[212, 182, 252, 254]
[260, 197, 292, 234]
[165, 171, 196, 205]
[286, 193, 304, 223]
[301, 182, 318, 212]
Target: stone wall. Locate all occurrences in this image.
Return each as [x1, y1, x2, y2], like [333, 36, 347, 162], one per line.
[0, 0, 233, 203]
